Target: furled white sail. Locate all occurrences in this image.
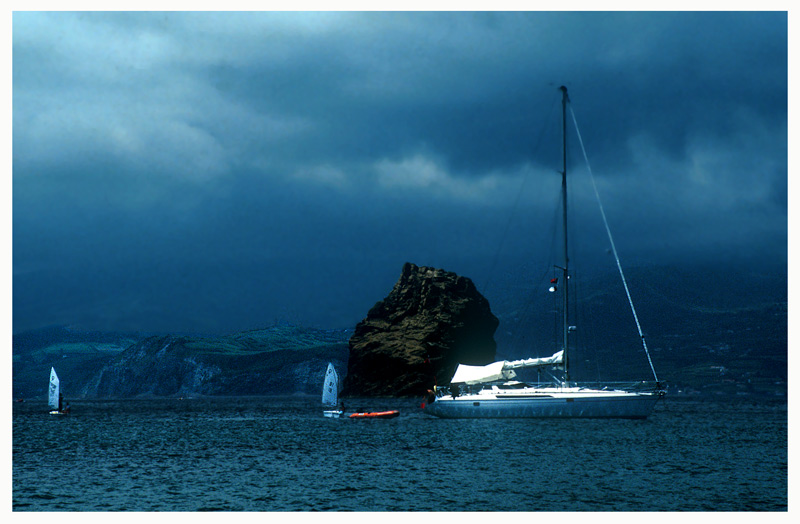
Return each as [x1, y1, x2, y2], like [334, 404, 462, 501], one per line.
[450, 350, 564, 385]
[504, 350, 564, 370]
[322, 363, 339, 407]
[48, 367, 60, 411]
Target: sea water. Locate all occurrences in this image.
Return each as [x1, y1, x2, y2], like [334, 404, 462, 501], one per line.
[12, 396, 787, 511]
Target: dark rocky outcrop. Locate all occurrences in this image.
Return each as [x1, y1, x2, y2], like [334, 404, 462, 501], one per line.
[341, 262, 498, 397]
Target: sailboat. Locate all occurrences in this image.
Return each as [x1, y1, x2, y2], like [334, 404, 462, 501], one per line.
[422, 86, 664, 419]
[322, 362, 344, 418]
[321, 363, 400, 419]
[48, 367, 69, 415]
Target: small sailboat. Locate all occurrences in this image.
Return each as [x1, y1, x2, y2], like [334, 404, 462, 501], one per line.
[423, 86, 664, 419]
[322, 363, 400, 419]
[48, 367, 70, 415]
[322, 362, 344, 418]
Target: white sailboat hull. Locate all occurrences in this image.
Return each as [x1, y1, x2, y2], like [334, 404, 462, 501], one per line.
[423, 388, 661, 419]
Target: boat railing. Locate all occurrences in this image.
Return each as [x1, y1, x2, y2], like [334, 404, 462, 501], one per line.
[438, 380, 663, 397]
[575, 380, 665, 393]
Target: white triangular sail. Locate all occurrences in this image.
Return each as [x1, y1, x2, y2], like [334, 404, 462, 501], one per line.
[48, 367, 60, 411]
[450, 350, 564, 385]
[322, 363, 339, 407]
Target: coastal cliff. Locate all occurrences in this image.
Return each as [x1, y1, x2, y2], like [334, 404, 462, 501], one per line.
[341, 263, 499, 397]
[77, 326, 349, 398]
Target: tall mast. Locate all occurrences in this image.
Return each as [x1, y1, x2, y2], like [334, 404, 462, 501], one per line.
[559, 85, 570, 385]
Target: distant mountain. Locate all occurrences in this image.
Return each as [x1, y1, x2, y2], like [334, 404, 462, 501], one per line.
[490, 264, 787, 398]
[13, 325, 349, 399]
[12, 326, 143, 399]
[12, 264, 787, 400]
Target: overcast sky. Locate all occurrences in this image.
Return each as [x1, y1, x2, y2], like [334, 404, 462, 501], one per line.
[11, 10, 788, 335]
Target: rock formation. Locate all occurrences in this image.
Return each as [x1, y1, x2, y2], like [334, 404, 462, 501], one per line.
[341, 262, 498, 397]
[76, 327, 349, 398]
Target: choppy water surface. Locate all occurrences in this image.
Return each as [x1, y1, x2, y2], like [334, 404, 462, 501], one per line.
[12, 396, 787, 511]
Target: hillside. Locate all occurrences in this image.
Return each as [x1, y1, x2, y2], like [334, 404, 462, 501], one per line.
[13, 325, 349, 399]
[12, 326, 141, 399]
[491, 264, 787, 397]
[12, 264, 787, 400]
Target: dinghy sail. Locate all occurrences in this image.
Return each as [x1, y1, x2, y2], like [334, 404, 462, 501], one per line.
[322, 362, 344, 418]
[48, 367, 69, 415]
[48, 367, 60, 412]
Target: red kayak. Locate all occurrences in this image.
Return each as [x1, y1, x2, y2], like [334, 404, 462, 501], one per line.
[348, 410, 400, 419]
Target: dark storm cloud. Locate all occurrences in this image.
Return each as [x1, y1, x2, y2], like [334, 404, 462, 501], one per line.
[12, 11, 787, 334]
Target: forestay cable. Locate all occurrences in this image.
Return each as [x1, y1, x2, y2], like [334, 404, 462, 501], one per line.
[568, 106, 660, 384]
